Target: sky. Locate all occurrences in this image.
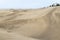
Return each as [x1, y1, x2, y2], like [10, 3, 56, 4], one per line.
[0, 0, 60, 9]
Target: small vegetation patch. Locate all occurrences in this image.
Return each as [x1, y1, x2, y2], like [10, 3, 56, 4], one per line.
[49, 3, 60, 7]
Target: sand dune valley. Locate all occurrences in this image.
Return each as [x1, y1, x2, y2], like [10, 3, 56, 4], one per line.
[0, 6, 60, 40]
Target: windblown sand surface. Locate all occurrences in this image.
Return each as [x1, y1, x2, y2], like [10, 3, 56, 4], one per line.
[0, 6, 60, 40]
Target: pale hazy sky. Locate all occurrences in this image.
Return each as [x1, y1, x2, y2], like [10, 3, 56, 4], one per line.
[0, 0, 60, 9]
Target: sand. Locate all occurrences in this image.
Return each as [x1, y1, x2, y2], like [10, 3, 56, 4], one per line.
[0, 6, 60, 40]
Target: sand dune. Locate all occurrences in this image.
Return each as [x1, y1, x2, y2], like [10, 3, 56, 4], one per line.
[0, 6, 60, 40]
[0, 29, 39, 40]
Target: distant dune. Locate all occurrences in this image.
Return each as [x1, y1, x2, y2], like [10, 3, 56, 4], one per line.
[0, 6, 60, 40]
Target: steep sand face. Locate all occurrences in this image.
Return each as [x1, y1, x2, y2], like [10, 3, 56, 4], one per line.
[0, 6, 60, 40]
[47, 7, 60, 40]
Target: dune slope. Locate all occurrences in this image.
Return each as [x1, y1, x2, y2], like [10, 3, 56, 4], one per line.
[0, 6, 60, 40]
